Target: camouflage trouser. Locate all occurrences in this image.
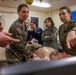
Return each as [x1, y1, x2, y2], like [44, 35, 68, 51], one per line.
[6, 48, 26, 65]
[6, 43, 43, 65]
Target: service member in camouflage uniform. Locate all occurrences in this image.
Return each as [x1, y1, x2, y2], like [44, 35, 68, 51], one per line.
[6, 4, 42, 65]
[39, 6, 76, 60]
[37, 6, 76, 60]
[42, 17, 59, 50]
[59, 6, 76, 56]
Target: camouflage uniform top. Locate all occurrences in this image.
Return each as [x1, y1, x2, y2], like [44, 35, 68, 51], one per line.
[6, 19, 42, 64]
[42, 26, 59, 50]
[59, 20, 76, 56]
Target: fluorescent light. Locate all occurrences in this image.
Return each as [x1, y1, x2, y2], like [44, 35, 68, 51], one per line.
[32, 1, 51, 8]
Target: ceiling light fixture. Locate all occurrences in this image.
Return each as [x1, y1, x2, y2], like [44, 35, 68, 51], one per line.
[32, 0, 51, 8]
